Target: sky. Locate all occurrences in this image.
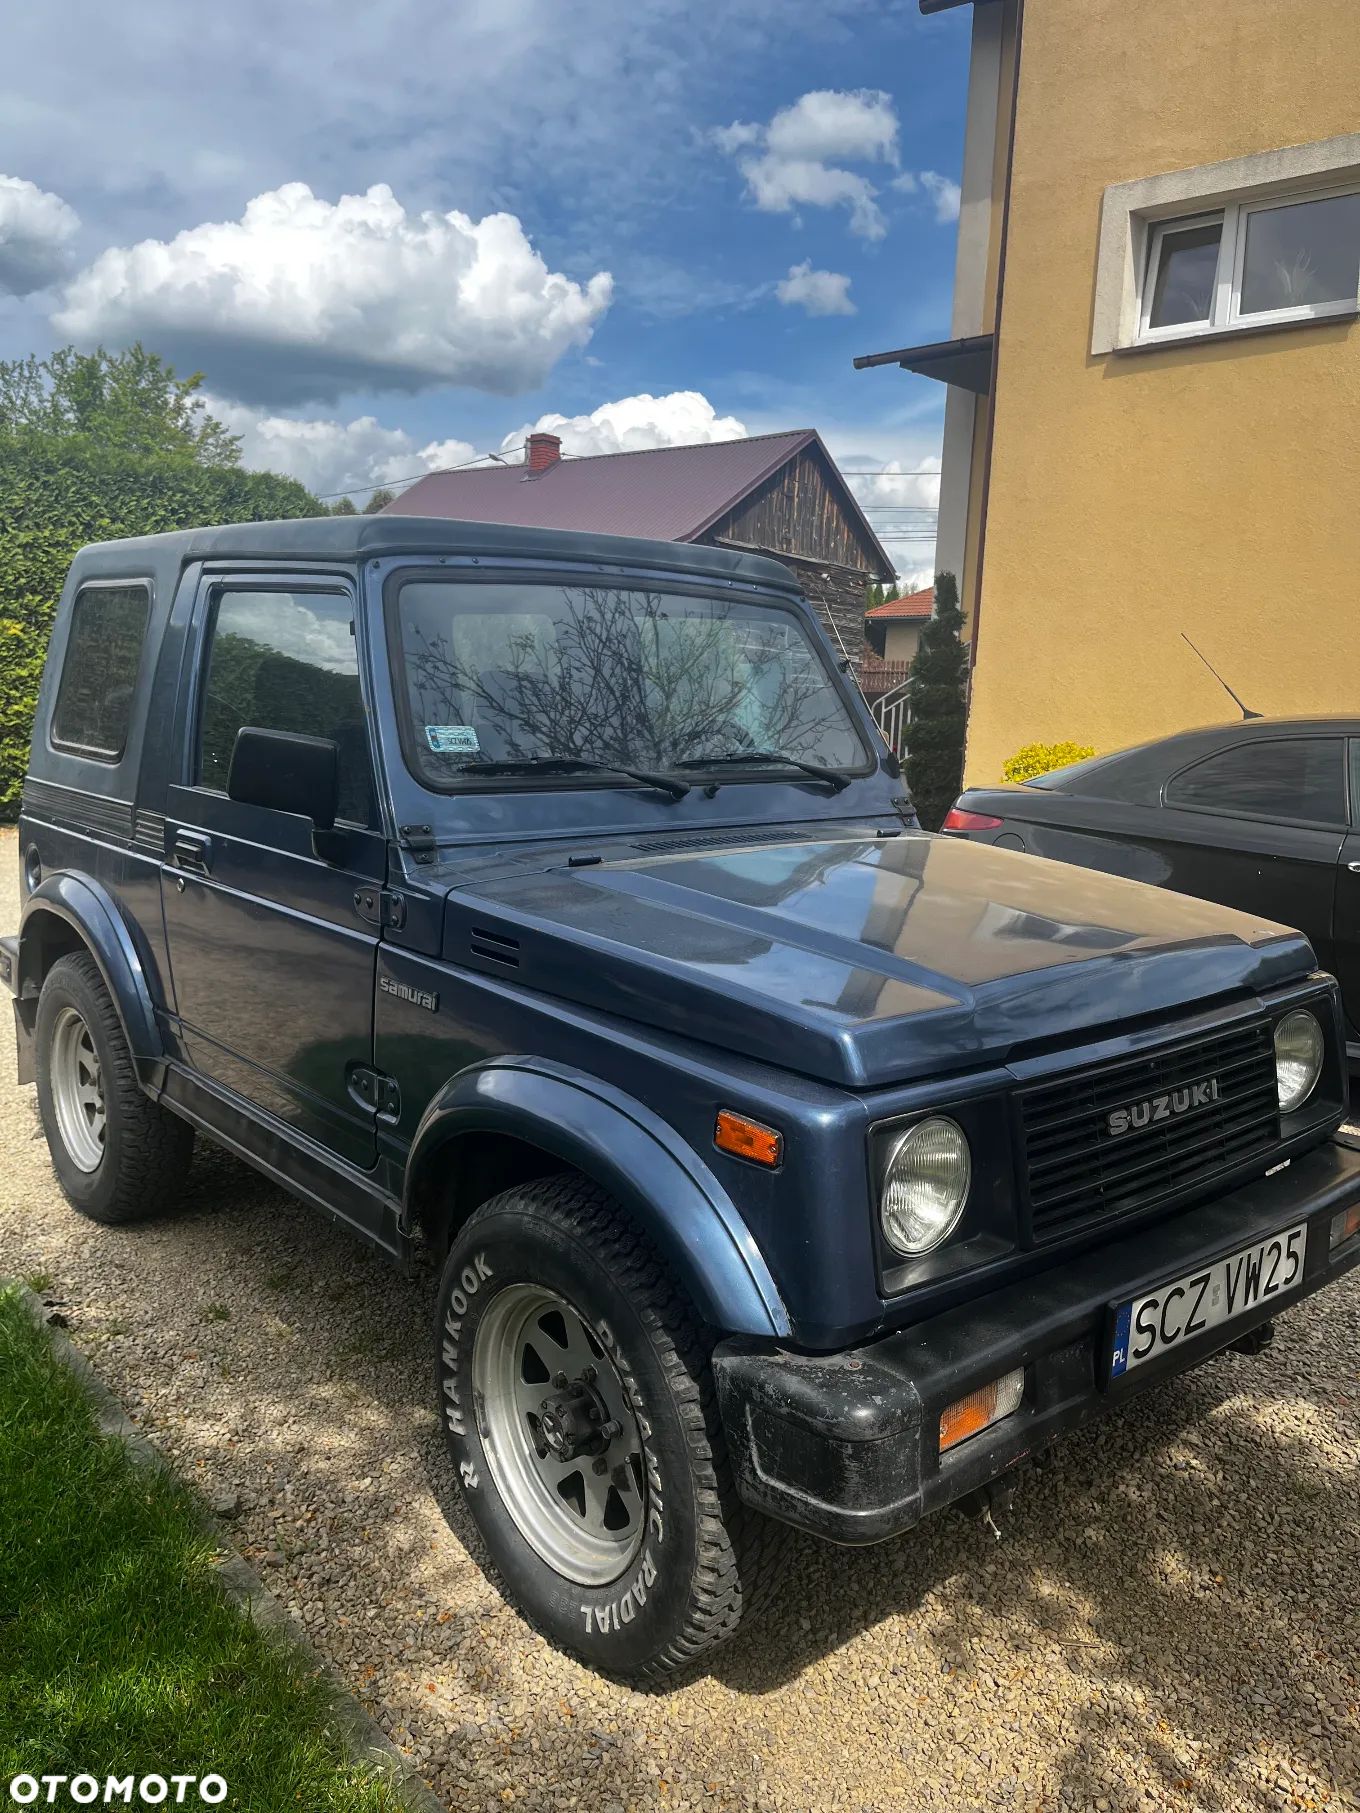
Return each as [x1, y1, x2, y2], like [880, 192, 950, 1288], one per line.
[0, 0, 972, 585]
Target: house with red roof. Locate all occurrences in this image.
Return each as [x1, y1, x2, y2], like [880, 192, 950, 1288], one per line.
[864, 585, 934, 669]
[385, 428, 895, 659]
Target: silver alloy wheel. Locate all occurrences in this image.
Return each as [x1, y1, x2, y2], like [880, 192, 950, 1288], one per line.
[472, 1284, 648, 1586]
[49, 1004, 106, 1173]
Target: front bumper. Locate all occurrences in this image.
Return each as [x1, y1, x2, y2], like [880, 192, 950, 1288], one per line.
[713, 1135, 1360, 1544]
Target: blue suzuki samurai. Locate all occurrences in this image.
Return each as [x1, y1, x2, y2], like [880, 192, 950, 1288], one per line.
[5, 514, 1359, 1682]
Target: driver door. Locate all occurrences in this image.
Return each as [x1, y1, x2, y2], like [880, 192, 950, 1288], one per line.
[160, 573, 385, 1167]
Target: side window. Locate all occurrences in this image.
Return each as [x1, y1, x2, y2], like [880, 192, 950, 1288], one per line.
[1166, 738, 1347, 827]
[50, 583, 150, 761]
[197, 588, 375, 828]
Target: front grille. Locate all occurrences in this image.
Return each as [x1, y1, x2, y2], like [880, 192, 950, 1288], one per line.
[1019, 1020, 1279, 1243]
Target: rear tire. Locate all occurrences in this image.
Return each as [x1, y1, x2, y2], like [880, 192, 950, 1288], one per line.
[35, 952, 194, 1224]
[435, 1174, 787, 1683]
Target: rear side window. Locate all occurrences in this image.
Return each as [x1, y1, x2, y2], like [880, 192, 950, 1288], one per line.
[1165, 737, 1347, 826]
[50, 582, 150, 761]
[196, 587, 375, 827]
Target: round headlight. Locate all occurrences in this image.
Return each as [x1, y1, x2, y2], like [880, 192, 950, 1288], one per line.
[1273, 1009, 1324, 1114]
[881, 1116, 971, 1256]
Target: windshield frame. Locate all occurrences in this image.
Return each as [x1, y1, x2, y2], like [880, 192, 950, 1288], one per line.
[382, 565, 877, 797]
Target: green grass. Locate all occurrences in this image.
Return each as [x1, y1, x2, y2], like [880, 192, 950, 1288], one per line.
[0, 1290, 404, 1810]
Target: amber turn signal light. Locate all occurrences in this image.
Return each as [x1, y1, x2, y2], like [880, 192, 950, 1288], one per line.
[714, 1110, 783, 1168]
[940, 807, 1004, 832]
[938, 1368, 1025, 1454]
[1330, 1203, 1360, 1252]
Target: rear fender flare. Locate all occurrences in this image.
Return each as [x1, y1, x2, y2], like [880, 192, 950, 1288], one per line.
[18, 872, 166, 1088]
[403, 1058, 790, 1339]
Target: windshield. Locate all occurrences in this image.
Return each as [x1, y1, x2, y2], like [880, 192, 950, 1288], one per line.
[390, 578, 871, 790]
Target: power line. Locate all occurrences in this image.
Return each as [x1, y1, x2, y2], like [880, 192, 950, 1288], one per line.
[315, 443, 526, 502]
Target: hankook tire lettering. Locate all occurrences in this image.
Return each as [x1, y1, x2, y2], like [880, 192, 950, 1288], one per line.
[594, 1318, 665, 1545]
[440, 1254, 492, 1437]
[581, 1549, 657, 1633]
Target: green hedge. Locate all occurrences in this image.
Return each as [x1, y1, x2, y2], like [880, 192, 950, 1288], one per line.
[0, 438, 318, 816]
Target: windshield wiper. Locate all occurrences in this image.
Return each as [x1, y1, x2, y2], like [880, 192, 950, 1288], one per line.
[673, 751, 851, 793]
[453, 755, 690, 801]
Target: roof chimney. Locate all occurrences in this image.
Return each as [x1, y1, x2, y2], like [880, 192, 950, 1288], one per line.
[524, 431, 562, 475]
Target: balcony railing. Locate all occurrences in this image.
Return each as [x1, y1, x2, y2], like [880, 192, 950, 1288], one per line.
[855, 658, 913, 699]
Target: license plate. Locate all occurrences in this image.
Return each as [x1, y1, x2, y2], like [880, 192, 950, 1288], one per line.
[1110, 1223, 1307, 1378]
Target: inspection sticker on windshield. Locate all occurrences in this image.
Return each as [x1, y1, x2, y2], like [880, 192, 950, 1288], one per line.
[426, 724, 480, 755]
[1110, 1223, 1307, 1377]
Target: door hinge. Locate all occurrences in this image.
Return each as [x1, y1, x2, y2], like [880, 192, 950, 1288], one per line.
[353, 886, 407, 930]
[348, 1064, 401, 1120]
[398, 823, 438, 865]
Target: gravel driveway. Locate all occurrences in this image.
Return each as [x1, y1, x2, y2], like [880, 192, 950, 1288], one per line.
[2, 827, 1358, 1813]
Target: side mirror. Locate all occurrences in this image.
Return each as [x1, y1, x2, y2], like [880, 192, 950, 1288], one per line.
[226, 726, 346, 861]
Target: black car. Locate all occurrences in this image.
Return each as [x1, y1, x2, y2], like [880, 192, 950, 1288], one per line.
[945, 719, 1360, 1062]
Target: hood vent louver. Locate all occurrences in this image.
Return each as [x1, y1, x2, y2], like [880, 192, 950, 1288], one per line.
[633, 826, 833, 856]
[470, 926, 521, 969]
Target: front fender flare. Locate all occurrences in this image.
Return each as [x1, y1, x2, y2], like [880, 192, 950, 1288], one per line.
[19, 872, 166, 1087]
[404, 1058, 791, 1340]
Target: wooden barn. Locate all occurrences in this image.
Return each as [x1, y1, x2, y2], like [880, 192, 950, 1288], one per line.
[385, 428, 894, 658]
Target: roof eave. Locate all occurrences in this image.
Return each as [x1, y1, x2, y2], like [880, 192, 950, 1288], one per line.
[853, 332, 995, 396]
[683, 428, 895, 583]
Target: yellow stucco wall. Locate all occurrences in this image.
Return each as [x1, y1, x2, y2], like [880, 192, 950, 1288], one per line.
[964, 0, 1360, 786]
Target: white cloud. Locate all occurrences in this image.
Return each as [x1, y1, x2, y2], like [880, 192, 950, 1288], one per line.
[503, 390, 747, 458]
[223, 592, 356, 671]
[764, 89, 898, 166]
[53, 182, 613, 405]
[208, 395, 478, 498]
[213, 386, 749, 500]
[0, 174, 79, 295]
[713, 89, 899, 240]
[776, 260, 855, 317]
[0, 0, 882, 276]
[920, 170, 962, 223]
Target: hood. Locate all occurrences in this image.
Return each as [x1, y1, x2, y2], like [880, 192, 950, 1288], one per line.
[444, 832, 1314, 1088]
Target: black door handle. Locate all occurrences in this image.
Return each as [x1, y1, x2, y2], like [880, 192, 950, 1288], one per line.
[171, 831, 213, 874]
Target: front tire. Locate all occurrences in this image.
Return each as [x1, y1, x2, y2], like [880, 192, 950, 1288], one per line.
[436, 1174, 784, 1683]
[35, 952, 194, 1224]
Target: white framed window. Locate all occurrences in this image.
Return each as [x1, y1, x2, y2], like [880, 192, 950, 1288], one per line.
[1139, 182, 1360, 343]
[1091, 134, 1360, 356]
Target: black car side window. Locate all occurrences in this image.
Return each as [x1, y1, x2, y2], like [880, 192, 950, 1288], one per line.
[196, 587, 376, 828]
[50, 582, 150, 762]
[1165, 737, 1347, 827]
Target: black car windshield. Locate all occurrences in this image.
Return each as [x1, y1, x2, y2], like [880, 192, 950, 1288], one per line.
[390, 578, 870, 790]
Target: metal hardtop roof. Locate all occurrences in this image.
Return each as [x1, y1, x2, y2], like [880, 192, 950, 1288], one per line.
[71, 514, 804, 593]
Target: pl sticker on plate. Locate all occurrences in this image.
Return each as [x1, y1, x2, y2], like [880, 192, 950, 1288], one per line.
[425, 724, 480, 756]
